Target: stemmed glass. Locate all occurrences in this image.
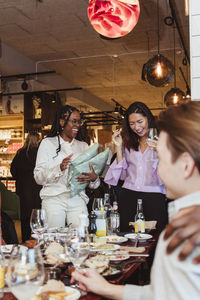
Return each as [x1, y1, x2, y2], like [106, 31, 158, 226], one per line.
[65, 230, 90, 288]
[146, 128, 158, 160]
[30, 209, 48, 245]
[92, 198, 104, 211]
[6, 247, 45, 300]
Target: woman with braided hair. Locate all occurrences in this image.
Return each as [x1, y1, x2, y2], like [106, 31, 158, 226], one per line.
[104, 101, 168, 232]
[34, 105, 98, 228]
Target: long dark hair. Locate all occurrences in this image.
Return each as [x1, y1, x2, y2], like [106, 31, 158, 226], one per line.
[19, 132, 40, 161]
[47, 105, 80, 156]
[122, 101, 155, 151]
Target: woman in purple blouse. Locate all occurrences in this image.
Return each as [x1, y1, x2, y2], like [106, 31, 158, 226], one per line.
[104, 102, 168, 232]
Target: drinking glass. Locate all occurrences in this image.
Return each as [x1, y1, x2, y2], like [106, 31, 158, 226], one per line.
[146, 128, 158, 160]
[65, 231, 90, 284]
[6, 247, 45, 300]
[92, 198, 104, 211]
[30, 209, 48, 244]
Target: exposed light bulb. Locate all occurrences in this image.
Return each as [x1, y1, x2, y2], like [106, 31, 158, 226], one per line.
[172, 94, 178, 104]
[155, 62, 162, 78]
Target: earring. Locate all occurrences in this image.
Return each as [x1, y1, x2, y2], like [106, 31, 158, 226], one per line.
[61, 127, 64, 130]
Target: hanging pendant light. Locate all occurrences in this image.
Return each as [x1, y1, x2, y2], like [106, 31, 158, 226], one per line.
[87, 0, 140, 39]
[141, 0, 174, 87]
[164, 26, 185, 107]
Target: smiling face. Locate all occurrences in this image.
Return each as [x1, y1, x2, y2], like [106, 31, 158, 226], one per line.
[60, 110, 81, 142]
[128, 112, 149, 138]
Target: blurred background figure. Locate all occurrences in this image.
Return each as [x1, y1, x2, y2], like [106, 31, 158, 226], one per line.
[10, 132, 42, 242]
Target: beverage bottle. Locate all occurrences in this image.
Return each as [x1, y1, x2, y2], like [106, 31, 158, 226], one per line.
[96, 206, 107, 237]
[104, 193, 112, 218]
[78, 214, 89, 242]
[110, 201, 120, 233]
[88, 211, 97, 234]
[134, 199, 145, 233]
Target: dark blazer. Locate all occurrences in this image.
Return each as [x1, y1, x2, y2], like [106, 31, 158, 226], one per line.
[10, 147, 42, 219]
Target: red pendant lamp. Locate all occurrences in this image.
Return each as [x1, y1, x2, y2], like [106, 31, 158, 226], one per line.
[88, 0, 140, 39]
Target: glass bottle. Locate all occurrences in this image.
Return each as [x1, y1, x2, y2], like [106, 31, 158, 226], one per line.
[96, 206, 107, 237]
[104, 193, 112, 218]
[134, 199, 145, 233]
[110, 201, 120, 234]
[88, 211, 97, 234]
[78, 214, 89, 242]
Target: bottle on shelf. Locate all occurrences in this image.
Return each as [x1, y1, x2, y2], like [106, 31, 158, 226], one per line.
[134, 199, 145, 233]
[110, 201, 120, 234]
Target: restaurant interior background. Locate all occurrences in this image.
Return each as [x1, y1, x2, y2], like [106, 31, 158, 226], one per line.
[0, 0, 190, 185]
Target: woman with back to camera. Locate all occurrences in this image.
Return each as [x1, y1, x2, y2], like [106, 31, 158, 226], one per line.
[104, 101, 168, 232]
[34, 105, 99, 228]
[11, 132, 42, 242]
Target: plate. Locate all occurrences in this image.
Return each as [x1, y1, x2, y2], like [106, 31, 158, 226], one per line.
[103, 267, 122, 279]
[90, 243, 120, 252]
[1, 244, 27, 254]
[35, 286, 81, 300]
[124, 233, 152, 242]
[44, 254, 70, 267]
[108, 254, 130, 261]
[100, 236, 128, 244]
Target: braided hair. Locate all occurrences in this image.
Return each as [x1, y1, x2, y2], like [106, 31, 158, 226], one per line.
[47, 105, 80, 157]
[122, 101, 155, 151]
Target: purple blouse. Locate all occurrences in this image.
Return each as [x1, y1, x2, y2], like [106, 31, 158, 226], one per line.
[104, 146, 165, 194]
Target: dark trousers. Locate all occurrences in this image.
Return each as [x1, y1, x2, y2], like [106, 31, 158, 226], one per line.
[21, 218, 31, 243]
[1, 211, 18, 244]
[118, 188, 168, 232]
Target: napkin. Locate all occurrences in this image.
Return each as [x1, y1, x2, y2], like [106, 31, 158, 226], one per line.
[129, 220, 157, 230]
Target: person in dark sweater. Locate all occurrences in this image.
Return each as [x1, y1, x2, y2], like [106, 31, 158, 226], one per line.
[10, 132, 42, 242]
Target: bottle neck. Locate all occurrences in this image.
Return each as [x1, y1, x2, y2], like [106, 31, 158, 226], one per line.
[137, 203, 143, 213]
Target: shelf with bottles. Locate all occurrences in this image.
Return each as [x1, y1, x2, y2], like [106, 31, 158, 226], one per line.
[0, 142, 23, 154]
[0, 178, 16, 192]
[0, 128, 23, 140]
[0, 114, 24, 178]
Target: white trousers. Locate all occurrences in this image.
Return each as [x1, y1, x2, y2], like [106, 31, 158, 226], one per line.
[42, 192, 88, 228]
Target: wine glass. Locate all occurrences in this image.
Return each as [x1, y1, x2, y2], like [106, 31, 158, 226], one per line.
[6, 247, 45, 300]
[65, 230, 90, 287]
[146, 128, 158, 160]
[92, 198, 104, 211]
[30, 209, 48, 244]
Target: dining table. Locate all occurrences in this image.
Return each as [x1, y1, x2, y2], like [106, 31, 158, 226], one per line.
[2, 230, 159, 300]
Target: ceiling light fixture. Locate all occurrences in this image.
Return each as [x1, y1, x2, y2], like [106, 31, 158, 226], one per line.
[21, 79, 28, 91]
[142, 0, 174, 87]
[114, 104, 119, 114]
[88, 0, 140, 38]
[164, 25, 185, 107]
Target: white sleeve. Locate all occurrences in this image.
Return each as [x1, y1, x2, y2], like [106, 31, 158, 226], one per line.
[123, 284, 152, 300]
[34, 139, 64, 185]
[88, 176, 101, 189]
